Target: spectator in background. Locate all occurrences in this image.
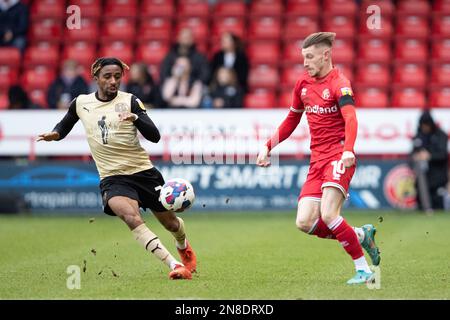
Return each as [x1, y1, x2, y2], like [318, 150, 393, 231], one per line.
[160, 28, 210, 85]
[0, 0, 29, 52]
[162, 56, 203, 109]
[411, 110, 449, 212]
[47, 60, 89, 109]
[8, 84, 36, 109]
[209, 67, 243, 108]
[126, 63, 162, 108]
[210, 32, 249, 92]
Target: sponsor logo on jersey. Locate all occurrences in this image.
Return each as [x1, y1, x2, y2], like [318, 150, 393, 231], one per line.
[340, 87, 353, 96]
[304, 104, 338, 114]
[301, 88, 307, 96]
[114, 102, 128, 112]
[322, 88, 330, 99]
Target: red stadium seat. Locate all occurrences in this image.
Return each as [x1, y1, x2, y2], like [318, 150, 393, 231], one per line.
[286, 0, 319, 18]
[433, 0, 450, 14]
[334, 63, 354, 82]
[247, 42, 280, 66]
[357, 38, 391, 63]
[396, 15, 429, 39]
[0, 47, 21, 68]
[244, 90, 276, 108]
[283, 17, 319, 40]
[24, 42, 60, 67]
[247, 17, 281, 41]
[322, 15, 355, 39]
[28, 18, 63, 42]
[430, 63, 450, 86]
[355, 63, 390, 87]
[140, 0, 175, 18]
[212, 17, 246, 41]
[99, 42, 134, 64]
[0, 92, 8, 109]
[136, 41, 169, 65]
[138, 18, 172, 42]
[68, 0, 101, 18]
[395, 39, 428, 63]
[358, 16, 393, 39]
[282, 40, 303, 66]
[64, 18, 99, 42]
[31, 0, 65, 20]
[0, 66, 18, 90]
[323, 0, 357, 16]
[214, 1, 246, 17]
[397, 0, 430, 16]
[249, 0, 283, 17]
[21, 67, 56, 91]
[360, 0, 395, 17]
[104, 0, 138, 18]
[248, 65, 279, 90]
[330, 39, 355, 64]
[176, 18, 209, 43]
[277, 89, 293, 108]
[391, 87, 426, 108]
[177, 0, 210, 18]
[101, 18, 136, 42]
[354, 87, 388, 108]
[393, 63, 427, 88]
[432, 14, 450, 38]
[429, 87, 450, 108]
[62, 41, 96, 66]
[280, 64, 304, 89]
[432, 39, 450, 62]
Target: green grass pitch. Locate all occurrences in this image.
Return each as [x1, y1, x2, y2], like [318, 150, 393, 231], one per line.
[0, 211, 449, 299]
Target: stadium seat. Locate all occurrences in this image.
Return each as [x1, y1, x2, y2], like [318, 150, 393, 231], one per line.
[396, 15, 429, 39]
[330, 39, 355, 64]
[393, 64, 427, 88]
[138, 18, 172, 42]
[177, 0, 210, 18]
[355, 63, 390, 87]
[176, 18, 209, 43]
[104, 0, 138, 18]
[249, 0, 283, 17]
[282, 40, 303, 66]
[432, 14, 450, 38]
[283, 17, 320, 40]
[430, 63, 450, 86]
[285, 0, 319, 18]
[140, 0, 175, 18]
[99, 42, 134, 64]
[360, 0, 395, 17]
[334, 63, 354, 82]
[431, 39, 450, 62]
[248, 65, 279, 90]
[244, 90, 276, 108]
[23, 42, 60, 67]
[280, 64, 304, 89]
[101, 18, 136, 42]
[62, 41, 96, 66]
[323, 0, 357, 16]
[391, 87, 426, 108]
[246, 42, 280, 66]
[0, 92, 8, 109]
[358, 16, 393, 39]
[394, 39, 428, 63]
[247, 17, 281, 41]
[354, 87, 388, 108]
[28, 18, 63, 42]
[68, 0, 102, 18]
[397, 0, 430, 16]
[429, 87, 450, 108]
[21, 67, 56, 91]
[357, 38, 391, 63]
[136, 41, 170, 65]
[212, 17, 246, 41]
[27, 88, 48, 108]
[64, 18, 99, 42]
[213, 1, 247, 17]
[0, 66, 18, 90]
[322, 15, 355, 39]
[277, 89, 293, 108]
[30, 0, 65, 20]
[0, 47, 21, 68]
[433, 0, 450, 14]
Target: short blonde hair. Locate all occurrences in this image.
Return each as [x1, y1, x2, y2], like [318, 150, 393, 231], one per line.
[302, 32, 336, 49]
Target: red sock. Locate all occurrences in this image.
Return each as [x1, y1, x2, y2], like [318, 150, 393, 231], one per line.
[328, 217, 364, 260]
[311, 217, 336, 239]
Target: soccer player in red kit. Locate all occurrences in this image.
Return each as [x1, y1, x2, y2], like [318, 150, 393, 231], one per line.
[257, 32, 380, 284]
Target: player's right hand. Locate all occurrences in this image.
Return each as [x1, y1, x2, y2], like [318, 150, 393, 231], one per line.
[36, 132, 60, 142]
[256, 145, 271, 167]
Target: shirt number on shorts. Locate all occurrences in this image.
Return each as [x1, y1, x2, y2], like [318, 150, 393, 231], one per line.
[331, 160, 345, 180]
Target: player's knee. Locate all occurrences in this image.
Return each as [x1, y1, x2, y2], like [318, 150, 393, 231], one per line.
[296, 218, 312, 233]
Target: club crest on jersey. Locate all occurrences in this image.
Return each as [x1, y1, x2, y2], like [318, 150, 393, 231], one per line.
[340, 87, 353, 96]
[322, 88, 330, 99]
[114, 103, 128, 112]
[301, 88, 307, 96]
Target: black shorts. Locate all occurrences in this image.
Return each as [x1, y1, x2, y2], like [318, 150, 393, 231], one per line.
[99, 167, 167, 216]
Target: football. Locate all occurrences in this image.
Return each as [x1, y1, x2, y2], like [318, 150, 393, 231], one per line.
[159, 178, 195, 212]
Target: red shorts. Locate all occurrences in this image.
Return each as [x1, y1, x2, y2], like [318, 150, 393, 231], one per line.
[299, 153, 356, 201]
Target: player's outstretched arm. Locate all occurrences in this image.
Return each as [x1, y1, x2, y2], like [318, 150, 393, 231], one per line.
[37, 132, 60, 141]
[256, 145, 271, 167]
[37, 99, 79, 142]
[340, 105, 358, 168]
[129, 96, 161, 143]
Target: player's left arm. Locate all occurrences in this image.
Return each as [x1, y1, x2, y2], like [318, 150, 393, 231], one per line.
[336, 82, 358, 168]
[125, 95, 161, 143]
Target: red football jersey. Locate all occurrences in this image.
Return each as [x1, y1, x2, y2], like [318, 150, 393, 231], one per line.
[291, 67, 355, 163]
